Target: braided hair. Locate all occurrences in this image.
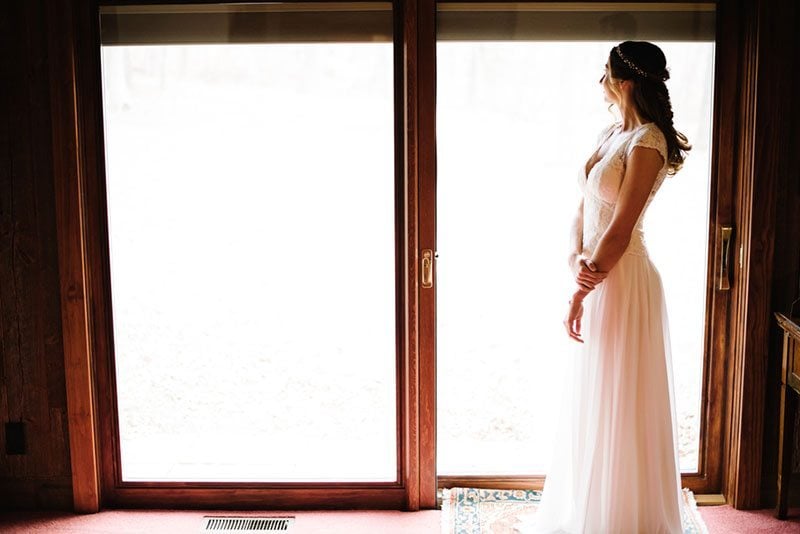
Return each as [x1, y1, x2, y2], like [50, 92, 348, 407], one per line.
[609, 41, 691, 175]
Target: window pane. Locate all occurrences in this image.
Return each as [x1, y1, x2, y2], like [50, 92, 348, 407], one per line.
[100, 37, 396, 482]
[436, 40, 713, 475]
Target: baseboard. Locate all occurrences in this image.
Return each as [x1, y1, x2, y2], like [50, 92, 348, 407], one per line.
[0, 477, 72, 511]
[761, 473, 800, 508]
[703, 473, 800, 508]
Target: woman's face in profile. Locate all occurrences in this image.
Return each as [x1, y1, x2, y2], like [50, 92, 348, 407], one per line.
[599, 60, 618, 104]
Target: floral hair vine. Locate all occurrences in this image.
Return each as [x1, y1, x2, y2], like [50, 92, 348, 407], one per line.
[614, 45, 666, 82]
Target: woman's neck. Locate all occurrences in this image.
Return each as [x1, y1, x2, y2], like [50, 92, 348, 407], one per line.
[617, 102, 648, 131]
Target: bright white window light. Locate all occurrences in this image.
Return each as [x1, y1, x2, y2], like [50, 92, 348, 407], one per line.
[436, 41, 714, 475]
[101, 43, 396, 482]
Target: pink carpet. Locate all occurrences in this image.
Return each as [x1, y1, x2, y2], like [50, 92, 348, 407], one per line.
[0, 506, 798, 533]
[697, 505, 800, 533]
[0, 510, 439, 534]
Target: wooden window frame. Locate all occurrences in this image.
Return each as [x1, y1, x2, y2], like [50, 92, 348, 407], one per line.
[48, 0, 773, 513]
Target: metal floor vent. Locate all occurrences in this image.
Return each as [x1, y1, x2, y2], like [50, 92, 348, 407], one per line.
[201, 516, 294, 532]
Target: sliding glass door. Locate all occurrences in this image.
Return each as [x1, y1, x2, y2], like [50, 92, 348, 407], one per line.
[89, 0, 728, 508]
[99, 3, 399, 484]
[433, 2, 721, 490]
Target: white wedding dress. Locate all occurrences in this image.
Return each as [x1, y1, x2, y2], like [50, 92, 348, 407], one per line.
[518, 121, 684, 534]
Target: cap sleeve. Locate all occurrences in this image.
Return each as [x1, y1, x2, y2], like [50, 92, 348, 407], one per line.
[625, 123, 668, 167]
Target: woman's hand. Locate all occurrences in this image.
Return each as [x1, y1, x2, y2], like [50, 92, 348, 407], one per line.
[571, 255, 608, 292]
[564, 292, 586, 343]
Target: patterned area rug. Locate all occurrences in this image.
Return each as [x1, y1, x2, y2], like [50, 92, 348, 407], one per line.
[441, 487, 709, 534]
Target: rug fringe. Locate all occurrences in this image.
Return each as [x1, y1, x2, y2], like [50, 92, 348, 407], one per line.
[682, 487, 709, 534]
[440, 488, 453, 534]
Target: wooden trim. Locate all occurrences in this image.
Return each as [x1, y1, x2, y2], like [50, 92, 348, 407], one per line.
[693, 474, 728, 493]
[722, 0, 790, 510]
[775, 314, 800, 340]
[53, 0, 791, 513]
[67, 0, 424, 510]
[722, 0, 758, 509]
[100, 485, 411, 510]
[105, 487, 407, 510]
[438, 474, 717, 493]
[394, 0, 407, 505]
[46, 0, 102, 514]
[0, 476, 74, 511]
[433, 0, 731, 500]
[439, 476, 547, 491]
[416, 0, 438, 512]
[695, 494, 728, 505]
[400, 0, 422, 511]
[693, 0, 738, 497]
[775, 315, 799, 517]
[72, 0, 123, 510]
[728, 0, 762, 506]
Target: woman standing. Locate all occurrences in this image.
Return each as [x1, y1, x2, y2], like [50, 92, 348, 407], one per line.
[520, 41, 692, 533]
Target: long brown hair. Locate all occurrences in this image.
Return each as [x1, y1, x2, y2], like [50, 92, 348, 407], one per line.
[609, 41, 691, 175]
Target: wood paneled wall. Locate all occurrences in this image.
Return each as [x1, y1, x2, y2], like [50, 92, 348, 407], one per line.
[1, 0, 799, 512]
[0, 0, 73, 510]
[758, 0, 800, 506]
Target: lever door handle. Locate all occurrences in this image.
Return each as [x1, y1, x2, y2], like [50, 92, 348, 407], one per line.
[719, 226, 733, 291]
[422, 249, 434, 289]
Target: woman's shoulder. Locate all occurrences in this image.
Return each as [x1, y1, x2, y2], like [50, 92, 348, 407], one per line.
[628, 122, 667, 153]
[639, 121, 666, 139]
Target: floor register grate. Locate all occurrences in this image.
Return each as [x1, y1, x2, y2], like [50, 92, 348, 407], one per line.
[201, 516, 295, 532]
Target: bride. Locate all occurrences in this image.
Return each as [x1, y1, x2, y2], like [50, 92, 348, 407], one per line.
[518, 41, 692, 533]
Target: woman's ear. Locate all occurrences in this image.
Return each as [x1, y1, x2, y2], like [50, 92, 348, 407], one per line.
[616, 78, 633, 97]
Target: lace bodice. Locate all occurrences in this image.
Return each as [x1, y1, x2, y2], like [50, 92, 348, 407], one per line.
[578, 121, 669, 258]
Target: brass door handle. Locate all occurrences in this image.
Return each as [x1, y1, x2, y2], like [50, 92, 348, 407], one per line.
[422, 249, 434, 288]
[719, 225, 733, 291]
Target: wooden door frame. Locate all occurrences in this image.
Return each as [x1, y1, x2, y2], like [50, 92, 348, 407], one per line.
[49, 0, 782, 513]
[431, 0, 735, 499]
[48, 0, 432, 512]
[722, 0, 799, 509]
[46, 0, 102, 514]
[403, 0, 438, 512]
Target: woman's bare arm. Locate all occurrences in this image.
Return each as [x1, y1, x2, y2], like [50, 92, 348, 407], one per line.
[567, 198, 605, 295]
[587, 145, 664, 274]
[567, 198, 584, 268]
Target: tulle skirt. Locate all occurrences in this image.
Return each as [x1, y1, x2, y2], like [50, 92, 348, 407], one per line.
[518, 251, 683, 534]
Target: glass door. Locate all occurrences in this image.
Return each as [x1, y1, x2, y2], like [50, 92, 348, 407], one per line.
[432, 2, 720, 489]
[98, 2, 399, 485]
